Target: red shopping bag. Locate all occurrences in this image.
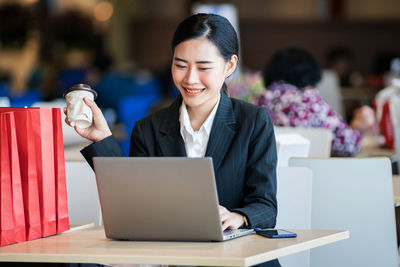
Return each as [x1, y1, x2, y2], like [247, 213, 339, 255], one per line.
[11, 109, 42, 240]
[52, 108, 69, 233]
[0, 107, 70, 242]
[5, 112, 26, 243]
[0, 113, 16, 246]
[30, 108, 57, 237]
[380, 101, 394, 149]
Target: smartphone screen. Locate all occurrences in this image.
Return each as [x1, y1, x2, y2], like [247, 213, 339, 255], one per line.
[255, 229, 297, 238]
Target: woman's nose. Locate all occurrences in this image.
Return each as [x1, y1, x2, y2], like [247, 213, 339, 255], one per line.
[184, 67, 199, 84]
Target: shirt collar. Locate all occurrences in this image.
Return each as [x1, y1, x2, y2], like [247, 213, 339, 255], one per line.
[179, 97, 220, 139]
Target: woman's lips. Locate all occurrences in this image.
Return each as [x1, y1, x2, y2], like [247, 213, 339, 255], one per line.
[183, 87, 205, 96]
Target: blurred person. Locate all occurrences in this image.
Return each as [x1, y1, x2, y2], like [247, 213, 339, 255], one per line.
[85, 44, 120, 111]
[27, 46, 90, 101]
[326, 46, 363, 88]
[374, 77, 400, 149]
[255, 46, 375, 157]
[373, 59, 400, 249]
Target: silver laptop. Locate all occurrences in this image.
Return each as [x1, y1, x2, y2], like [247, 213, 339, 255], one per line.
[93, 157, 254, 241]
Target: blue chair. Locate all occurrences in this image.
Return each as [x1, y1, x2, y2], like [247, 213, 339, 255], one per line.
[0, 82, 10, 96]
[117, 94, 161, 156]
[134, 77, 161, 96]
[59, 68, 88, 90]
[95, 71, 136, 110]
[10, 91, 42, 107]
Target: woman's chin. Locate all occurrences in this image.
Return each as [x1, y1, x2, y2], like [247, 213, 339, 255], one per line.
[182, 97, 204, 108]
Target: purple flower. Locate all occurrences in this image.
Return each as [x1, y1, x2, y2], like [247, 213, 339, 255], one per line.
[256, 82, 361, 156]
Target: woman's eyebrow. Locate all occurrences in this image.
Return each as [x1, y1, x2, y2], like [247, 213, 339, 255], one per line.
[173, 57, 213, 64]
[174, 57, 187, 63]
[196, 61, 213, 64]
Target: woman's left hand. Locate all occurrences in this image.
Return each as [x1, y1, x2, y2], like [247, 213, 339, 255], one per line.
[219, 205, 245, 231]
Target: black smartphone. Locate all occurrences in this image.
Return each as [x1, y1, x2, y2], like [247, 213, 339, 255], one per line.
[255, 229, 297, 238]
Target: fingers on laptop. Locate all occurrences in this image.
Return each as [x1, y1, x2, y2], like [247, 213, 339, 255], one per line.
[219, 205, 230, 221]
[219, 206, 245, 231]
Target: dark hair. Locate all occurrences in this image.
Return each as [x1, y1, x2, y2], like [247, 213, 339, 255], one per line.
[263, 46, 322, 89]
[171, 13, 239, 94]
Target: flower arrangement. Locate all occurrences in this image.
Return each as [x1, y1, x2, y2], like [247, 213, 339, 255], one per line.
[227, 71, 265, 104]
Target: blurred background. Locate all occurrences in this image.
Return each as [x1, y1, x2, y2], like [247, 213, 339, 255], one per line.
[1, 0, 399, 154]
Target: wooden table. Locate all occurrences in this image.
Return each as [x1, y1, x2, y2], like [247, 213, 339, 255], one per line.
[358, 145, 395, 157]
[0, 226, 349, 266]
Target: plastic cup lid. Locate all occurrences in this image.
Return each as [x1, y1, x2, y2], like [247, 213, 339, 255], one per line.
[63, 84, 98, 100]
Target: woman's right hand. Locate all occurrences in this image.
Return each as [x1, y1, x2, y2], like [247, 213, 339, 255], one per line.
[219, 205, 245, 231]
[64, 97, 112, 143]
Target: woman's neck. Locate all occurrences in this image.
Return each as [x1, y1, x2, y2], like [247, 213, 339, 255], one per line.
[186, 94, 220, 131]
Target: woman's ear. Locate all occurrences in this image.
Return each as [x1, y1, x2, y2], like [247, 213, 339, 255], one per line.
[225, 55, 238, 78]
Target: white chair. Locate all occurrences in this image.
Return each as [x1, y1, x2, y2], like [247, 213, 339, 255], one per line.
[275, 133, 310, 167]
[275, 126, 332, 157]
[65, 161, 102, 225]
[393, 125, 400, 172]
[276, 166, 313, 267]
[289, 157, 398, 267]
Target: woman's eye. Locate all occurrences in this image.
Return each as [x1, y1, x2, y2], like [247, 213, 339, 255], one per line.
[175, 64, 186, 69]
[199, 67, 211, 71]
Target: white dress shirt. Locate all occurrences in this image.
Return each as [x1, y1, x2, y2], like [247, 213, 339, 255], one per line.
[179, 99, 220, 158]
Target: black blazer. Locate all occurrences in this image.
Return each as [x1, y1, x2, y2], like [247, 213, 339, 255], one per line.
[82, 93, 278, 229]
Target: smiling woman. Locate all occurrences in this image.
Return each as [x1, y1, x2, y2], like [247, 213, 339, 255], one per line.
[70, 13, 280, 267]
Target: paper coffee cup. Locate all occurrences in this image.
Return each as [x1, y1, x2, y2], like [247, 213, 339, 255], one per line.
[63, 84, 97, 129]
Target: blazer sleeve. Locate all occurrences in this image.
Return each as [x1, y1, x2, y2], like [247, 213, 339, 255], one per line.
[129, 120, 151, 156]
[80, 116, 153, 169]
[80, 135, 122, 169]
[231, 108, 278, 228]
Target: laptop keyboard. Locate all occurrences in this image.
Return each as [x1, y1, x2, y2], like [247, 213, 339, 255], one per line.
[223, 229, 250, 235]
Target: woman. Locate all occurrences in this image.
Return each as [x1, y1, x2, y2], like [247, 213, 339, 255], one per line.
[255, 46, 368, 156]
[69, 13, 278, 248]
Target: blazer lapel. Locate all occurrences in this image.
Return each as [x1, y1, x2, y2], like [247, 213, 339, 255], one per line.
[158, 95, 187, 157]
[205, 93, 236, 170]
